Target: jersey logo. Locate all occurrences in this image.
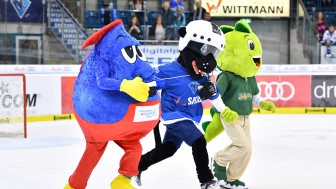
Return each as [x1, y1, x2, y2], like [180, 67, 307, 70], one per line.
[238, 92, 253, 100]
[188, 96, 202, 105]
[188, 81, 199, 94]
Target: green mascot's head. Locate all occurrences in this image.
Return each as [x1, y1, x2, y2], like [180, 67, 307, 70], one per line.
[217, 20, 262, 77]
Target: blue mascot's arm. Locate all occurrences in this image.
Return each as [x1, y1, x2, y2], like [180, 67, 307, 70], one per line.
[96, 60, 122, 90]
[153, 67, 167, 90]
[154, 79, 165, 90]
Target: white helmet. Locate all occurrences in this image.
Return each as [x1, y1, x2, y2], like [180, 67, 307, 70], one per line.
[178, 20, 225, 59]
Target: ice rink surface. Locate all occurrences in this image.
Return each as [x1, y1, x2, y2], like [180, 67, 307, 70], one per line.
[1, 114, 336, 189]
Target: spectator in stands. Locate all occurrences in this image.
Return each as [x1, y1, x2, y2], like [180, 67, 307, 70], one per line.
[130, 0, 143, 10]
[322, 0, 334, 12]
[170, 0, 184, 12]
[304, 0, 317, 12]
[149, 15, 165, 45]
[313, 11, 327, 42]
[192, 0, 206, 20]
[102, 0, 113, 25]
[173, 6, 186, 39]
[323, 24, 336, 58]
[203, 12, 212, 22]
[130, 0, 144, 25]
[128, 15, 142, 40]
[159, 0, 176, 40]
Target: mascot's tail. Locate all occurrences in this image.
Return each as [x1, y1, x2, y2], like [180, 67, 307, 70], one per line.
[202, 107, 216, 131]
[202, 121, 211, 132]
[203, 108, 225, 143]
[153, 121, 162, 147]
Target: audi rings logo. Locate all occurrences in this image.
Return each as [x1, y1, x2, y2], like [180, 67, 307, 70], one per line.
[258, 81, 295, 101]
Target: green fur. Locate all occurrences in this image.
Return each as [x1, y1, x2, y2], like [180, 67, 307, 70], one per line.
[220, 25, 234, 34]
[234, 21, 252, 33]
[260, 100, 276, 113]
[202, 121, 211, 133]
[202, 107, 218, 140]
[203, 113, 223, 143]
[217, 20, 262, 78]
[213, 160, 227, 182]
[210, 107, 215, 117]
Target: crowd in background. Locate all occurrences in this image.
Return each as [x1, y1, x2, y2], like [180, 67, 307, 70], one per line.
[126, 0, 211, 43]
[313, 9, 336, 59]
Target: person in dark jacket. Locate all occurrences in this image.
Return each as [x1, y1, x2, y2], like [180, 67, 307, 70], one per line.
[193, 0, 206, 20]
[127, 15, 142, 40]
[159, 0, 177, 40]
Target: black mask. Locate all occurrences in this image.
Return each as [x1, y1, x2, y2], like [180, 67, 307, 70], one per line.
[178, 47, 217, 80]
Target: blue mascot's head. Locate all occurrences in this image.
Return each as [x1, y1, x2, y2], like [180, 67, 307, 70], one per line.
[82, 19, 154, 82]
[74, 19, 158, 124]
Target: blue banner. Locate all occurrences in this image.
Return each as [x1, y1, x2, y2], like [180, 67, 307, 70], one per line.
[0, 0, 47, 23]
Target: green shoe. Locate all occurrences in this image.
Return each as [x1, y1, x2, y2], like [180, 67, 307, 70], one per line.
[212, 159, 227, 182]
[223, 180, 247, 189]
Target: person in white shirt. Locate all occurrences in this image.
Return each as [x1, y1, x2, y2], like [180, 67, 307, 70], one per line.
[323, 24, 336, 57]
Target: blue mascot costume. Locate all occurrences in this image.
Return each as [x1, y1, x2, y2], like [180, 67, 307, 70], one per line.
[64, 19, 161, 189]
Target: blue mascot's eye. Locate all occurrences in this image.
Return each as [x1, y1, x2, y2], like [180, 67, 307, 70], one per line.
[136, 46, 147, 61]
[248, 39, 255, 50]
[121, 46, 137, 64]
[136, 46, 142, 57]
[125, 46, 134, 58]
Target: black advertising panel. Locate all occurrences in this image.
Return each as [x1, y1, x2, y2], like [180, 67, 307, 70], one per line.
[311, 75, 336, 107]
[0, 0, 46, 23]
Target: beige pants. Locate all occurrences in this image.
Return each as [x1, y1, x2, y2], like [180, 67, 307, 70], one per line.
[214, 115, 252, 182]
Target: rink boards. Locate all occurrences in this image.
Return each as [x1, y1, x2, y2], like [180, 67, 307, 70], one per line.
[0, 64, 336, 122]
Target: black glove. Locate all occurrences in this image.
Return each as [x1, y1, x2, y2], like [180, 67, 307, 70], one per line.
[199, 81, 217, 100]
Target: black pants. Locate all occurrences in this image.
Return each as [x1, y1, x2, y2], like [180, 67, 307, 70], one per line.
[138, 135, 213, 183]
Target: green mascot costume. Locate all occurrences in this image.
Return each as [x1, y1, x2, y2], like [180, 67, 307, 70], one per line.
[202, 20, 276, 189]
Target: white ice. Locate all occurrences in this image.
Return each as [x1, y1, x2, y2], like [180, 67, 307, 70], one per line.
[0, 114, 336, 189]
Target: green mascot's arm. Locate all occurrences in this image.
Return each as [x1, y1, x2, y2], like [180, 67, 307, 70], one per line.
[202, 108, 224, 143]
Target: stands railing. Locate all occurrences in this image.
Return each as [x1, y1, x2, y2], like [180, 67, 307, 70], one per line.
[83, 8, 194, 40]
[47, 0, 89, 63]
[297, 0, 320, 64]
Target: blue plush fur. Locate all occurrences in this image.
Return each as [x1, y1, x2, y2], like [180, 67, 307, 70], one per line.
[73, 23, 159, 124]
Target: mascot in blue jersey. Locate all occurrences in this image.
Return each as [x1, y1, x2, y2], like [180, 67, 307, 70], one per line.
[64, 19, 160, 189]
[136, 20, 226, 189]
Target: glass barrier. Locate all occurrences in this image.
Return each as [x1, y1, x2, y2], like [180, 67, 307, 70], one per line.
[296, 0, 320, 64]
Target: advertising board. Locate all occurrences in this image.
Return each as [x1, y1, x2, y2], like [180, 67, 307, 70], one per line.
[256, 75, 311, 107]
[26, 75, 61, 116]
[0, 0, 46, 22]
[139, 45, 179, 66]
[311, 75, 336, 107]
[202, 0, 290, 17]
[2, 65, 336, 121]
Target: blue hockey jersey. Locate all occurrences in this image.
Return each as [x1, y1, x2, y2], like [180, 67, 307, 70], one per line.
[155, 61, 218, 125]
